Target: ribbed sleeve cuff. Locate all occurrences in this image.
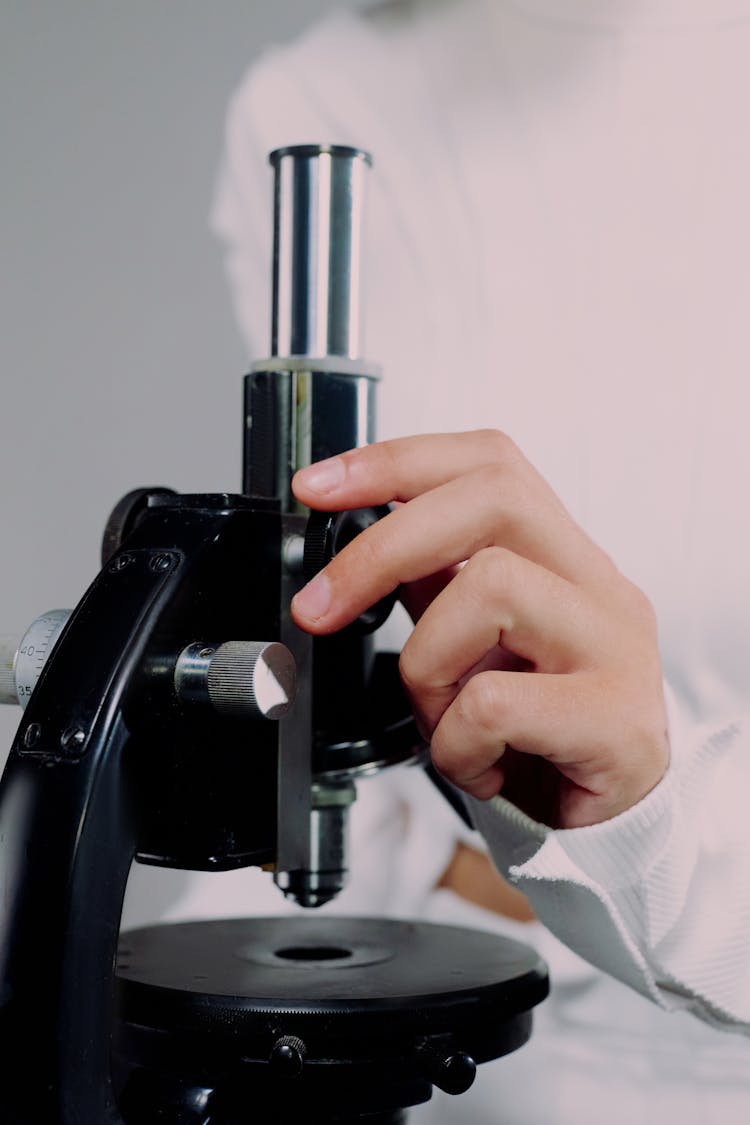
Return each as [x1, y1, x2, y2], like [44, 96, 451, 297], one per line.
[525, 770, 674, 890]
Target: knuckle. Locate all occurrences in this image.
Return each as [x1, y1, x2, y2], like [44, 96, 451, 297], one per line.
[429, 736, 456, 781]
[463, 544, 514, 586]
[430, 719, 498, 789]
[349, 439, 400, 491]
[458, 547, 517, 615]
[470, 461, 529, 538]
[430, 727, 473, 782]
[398, 641, 423, 694]
[325, 515, 397, 602]
[398, 643, 454, 737]
[476, 428, 520, 464]
[475, 460, 507, 491]
[457, 671, 506, 733]
[635, 586, 658, 625]
[374, 438, 402, 478]
[344, 509, 395, 573]
[471, 463, 512, 523]
[621, 580, 658, 632]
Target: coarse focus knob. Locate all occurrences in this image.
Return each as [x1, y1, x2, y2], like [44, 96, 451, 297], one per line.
[303, 508, 397, 634]
[0, 610, 71, 707]
[174, 641, 297, 720]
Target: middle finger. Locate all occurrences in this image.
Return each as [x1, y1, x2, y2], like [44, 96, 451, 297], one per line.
[400, 545, 601, 736]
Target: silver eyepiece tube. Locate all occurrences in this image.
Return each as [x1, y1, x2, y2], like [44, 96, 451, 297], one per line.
[270, 144, 372, 360]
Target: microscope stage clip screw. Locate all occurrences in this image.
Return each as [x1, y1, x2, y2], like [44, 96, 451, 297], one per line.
[416, 1035, 477, 1096]
[269, 1034, 307, 1078]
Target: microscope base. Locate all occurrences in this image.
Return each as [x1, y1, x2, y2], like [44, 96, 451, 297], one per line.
[114, 916, 548, 1123]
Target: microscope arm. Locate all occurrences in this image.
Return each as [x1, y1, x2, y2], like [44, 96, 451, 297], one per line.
[0, 545, 172, 1123]
[0, 496, 290, 1124]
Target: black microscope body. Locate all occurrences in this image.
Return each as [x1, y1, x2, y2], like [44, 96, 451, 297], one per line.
[0, 146, 547, 1124]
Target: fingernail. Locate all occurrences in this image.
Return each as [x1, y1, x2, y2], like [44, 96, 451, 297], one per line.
[292, 573, 332, 622]
[297, 457, 346, 494]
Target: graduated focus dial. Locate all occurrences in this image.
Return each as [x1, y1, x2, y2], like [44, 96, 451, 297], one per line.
[0, 610, 71, 708]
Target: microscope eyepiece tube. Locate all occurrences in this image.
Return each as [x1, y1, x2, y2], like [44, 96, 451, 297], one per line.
[245, 144, 377, 505]
[270, 144, 372, 360]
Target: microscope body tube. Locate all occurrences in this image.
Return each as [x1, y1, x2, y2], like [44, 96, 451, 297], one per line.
[244, 145, 383, 907]
[244, 145, 377, 511]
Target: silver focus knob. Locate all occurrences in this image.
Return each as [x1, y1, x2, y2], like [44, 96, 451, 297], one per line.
[174, 641, 297, 720]
[0, 610, 71, 707]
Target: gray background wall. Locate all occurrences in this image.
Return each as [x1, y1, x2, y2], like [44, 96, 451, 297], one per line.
[0, 2, 362, 754]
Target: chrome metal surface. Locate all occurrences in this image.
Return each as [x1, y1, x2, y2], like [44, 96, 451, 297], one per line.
[275, 513, 315, 896]
[174, 642, 214, 706]
[174, 641, 297, 720]
[275, 780, 356, 908]
[270, 144, 371, 360]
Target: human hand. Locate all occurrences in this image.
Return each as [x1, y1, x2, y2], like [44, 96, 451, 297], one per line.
[290, 430, 669, 829]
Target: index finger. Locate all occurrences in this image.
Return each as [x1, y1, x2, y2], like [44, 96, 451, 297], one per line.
[290, 434, 618, 633]
[293, 430, 542, 509]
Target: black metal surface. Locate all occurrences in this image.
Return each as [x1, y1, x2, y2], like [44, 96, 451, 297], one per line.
[123, 497, 283, 872]
[0, 545, 178, 1125]
[0, 494, 288, 1124]
[0, 488, 466, 1125]
[243, 368, 377, 503]
[100, 486, 178, 566]
[115, 917, 548, 1121]
[117, 916, 546, 1009]
[304, 507, 398, 633]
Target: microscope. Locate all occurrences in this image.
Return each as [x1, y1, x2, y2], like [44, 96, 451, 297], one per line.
[0, 145, 548, 1123]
